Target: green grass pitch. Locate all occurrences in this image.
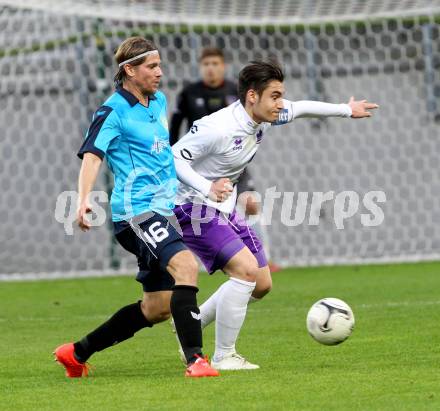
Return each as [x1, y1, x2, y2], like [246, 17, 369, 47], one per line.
[1, 262, 440, 411]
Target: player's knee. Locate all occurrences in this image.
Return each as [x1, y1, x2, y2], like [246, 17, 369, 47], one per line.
[253, 279, 272, 299]
[151, 309, 171, 323]
[141, 300, 171, 324]
[177, 256, 198, 284]
[231, 261, 259, 283]
[251, 266, 272, 298]
[169, 250, 199, 285]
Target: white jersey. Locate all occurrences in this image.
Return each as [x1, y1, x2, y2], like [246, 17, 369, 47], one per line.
[172, 99, 351, 213]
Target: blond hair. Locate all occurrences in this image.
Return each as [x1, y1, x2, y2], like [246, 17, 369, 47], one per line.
[114, 37, 157, 86]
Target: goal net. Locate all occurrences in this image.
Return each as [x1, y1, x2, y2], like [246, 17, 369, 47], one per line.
[1, 0, 439, 279]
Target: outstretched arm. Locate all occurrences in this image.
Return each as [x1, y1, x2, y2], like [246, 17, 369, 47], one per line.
[347, 96, 379, 118]
[274, 97, 379, 125]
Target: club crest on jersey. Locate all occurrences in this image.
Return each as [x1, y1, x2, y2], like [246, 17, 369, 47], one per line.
[256, 129, 263, 144]
[233, 138, 243, 151]
[151, 136, 168, 154]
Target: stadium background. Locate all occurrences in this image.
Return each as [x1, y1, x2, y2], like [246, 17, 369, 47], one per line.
[0, 0, 439, 279]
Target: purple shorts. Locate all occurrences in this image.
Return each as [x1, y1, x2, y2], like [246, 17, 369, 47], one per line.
[173, 203, 267, 274]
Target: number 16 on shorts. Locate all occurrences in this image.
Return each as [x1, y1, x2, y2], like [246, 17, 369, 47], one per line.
[142, 221, 169, 248]
[128, 212, 184, 256]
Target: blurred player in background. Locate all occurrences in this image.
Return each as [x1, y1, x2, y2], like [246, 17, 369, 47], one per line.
[54, 37, 218, 378]
[170, 47, 279, 271]
[169, 47, 237, 145]
[172, 60, 378, 370]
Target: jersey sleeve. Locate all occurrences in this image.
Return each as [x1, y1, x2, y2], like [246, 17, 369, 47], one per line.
[271, 99, 352, 126]
[172, 119, 220, 162]
[77, 106, 121, 159]
[172, 119, 222, 197]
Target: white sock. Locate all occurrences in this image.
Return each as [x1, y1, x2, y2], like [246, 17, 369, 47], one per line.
[213, 277, 256, 362]
[199, 282, 229, 329]
[201, 288, 261, 331]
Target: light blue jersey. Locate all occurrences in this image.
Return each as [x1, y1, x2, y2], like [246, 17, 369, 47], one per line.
[78, 87, 177, 221]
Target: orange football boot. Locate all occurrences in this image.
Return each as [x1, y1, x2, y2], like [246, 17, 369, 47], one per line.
[54, 343, 90, 378]
[185, 355, 219, 378]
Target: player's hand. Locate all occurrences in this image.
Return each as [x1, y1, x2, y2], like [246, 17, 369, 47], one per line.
[208, 178, 233, 202]
[348, 96, 379, 118]
[77, 199, 93, 231]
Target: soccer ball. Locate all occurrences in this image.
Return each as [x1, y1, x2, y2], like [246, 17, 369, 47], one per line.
[306, 298, 355, 345]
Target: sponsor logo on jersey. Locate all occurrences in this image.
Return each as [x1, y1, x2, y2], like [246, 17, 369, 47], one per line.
[195, 97, 204, 107]
[151, 136, 168, 154]
[190, 124, 198, 134]
[256, 129, 263, 144]
[233, 137, 243, 151]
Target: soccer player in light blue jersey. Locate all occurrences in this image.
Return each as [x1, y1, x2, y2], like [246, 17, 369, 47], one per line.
[54, 37, 218, 378]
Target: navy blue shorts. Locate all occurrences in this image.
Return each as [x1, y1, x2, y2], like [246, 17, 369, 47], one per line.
[114, 212, 187, 293]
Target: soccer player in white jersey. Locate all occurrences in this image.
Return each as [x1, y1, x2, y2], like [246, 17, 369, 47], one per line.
[172, 60, 378, 370]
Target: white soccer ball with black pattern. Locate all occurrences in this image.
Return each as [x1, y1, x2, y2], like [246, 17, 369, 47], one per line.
[306, 298, 355, 345]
